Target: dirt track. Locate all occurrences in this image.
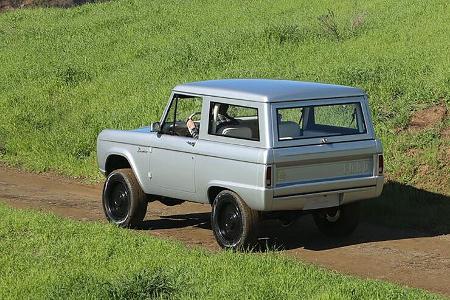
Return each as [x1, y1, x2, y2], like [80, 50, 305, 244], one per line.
[1, 165, 449, 296]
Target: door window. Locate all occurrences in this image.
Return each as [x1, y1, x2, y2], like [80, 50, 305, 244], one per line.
[161, 94, 203, 137]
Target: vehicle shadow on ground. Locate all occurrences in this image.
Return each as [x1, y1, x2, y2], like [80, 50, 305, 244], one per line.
[262, 181, 450, 251]
[141, 212, 211, 231]
[257, 217, 443, 252]
[141, 181, 450, 251]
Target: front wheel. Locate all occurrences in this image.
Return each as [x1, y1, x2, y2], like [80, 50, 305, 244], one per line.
[102, 168, 147, 228]
[313, 202, 360, 237]
[211, 190, 259, 250]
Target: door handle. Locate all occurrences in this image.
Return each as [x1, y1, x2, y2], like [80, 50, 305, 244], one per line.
[186, 141, 196, 147]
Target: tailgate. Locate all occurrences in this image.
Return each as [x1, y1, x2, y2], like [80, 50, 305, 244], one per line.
[272, 140, 381, 197]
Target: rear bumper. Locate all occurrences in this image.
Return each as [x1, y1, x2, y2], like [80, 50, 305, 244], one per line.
[267, 176, 384, 211]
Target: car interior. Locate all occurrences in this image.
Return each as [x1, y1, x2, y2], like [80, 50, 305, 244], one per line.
[209, 103, 259, 141]
[161, 98, 365, 142]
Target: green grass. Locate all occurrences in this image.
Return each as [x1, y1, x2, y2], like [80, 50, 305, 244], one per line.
[0, 3, 448, 298]
[0, 0, 449, 190]
[0, 203, 444, 300]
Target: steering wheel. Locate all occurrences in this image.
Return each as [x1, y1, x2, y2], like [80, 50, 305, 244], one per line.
[187, 111, 201, 121]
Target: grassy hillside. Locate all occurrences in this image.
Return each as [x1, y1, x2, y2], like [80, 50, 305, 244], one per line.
[0, 0, 449, 192]
[0, 203, 444, 300]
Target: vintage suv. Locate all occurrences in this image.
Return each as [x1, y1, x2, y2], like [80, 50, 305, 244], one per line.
[97, 79, 384, 249]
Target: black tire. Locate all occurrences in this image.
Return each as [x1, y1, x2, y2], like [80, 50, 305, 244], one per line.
[211, 190, 259, 250]
[102, 168, 147, 228]
[313, 202, 360, 237]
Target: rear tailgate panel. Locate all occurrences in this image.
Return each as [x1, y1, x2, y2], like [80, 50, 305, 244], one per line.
[276, 156, 373, 186]
[272, 139, 381, 198]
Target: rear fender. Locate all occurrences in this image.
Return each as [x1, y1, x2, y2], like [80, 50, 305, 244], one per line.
[207, 180, 268, 211]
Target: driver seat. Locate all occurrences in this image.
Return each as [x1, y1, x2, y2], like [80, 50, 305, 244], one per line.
[219, 126, 252, 139]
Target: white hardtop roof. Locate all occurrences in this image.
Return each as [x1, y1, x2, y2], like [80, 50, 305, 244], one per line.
[173, 79, 365, 103]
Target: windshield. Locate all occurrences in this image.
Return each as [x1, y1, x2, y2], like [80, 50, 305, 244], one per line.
[277, 102, 366, 140]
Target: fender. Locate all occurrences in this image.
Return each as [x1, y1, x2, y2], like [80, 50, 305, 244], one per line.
[104, 146, 149, 194]
[206, 180, 268, 211]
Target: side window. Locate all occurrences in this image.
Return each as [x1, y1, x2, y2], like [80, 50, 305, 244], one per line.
[161, 94, 202, 137]
[208, 102, 260, 141]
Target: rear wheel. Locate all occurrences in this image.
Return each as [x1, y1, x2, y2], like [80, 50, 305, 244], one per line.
[211, 190, 259, 250]
[313, 202, 360, 237]
[102, 168, 147, 228]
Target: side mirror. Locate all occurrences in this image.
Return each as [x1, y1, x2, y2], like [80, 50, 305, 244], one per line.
[150, 122, 161, 133]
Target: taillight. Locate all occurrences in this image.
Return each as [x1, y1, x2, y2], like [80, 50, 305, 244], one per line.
[378, 154, 384, 175]
[266, 165, 272, 187]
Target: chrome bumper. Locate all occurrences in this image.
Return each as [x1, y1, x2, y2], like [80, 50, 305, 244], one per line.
[269, 176, 384, 211]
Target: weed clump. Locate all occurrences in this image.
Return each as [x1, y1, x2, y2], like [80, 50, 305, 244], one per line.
[107, 269, 176, 300]
[350, 11, 368, 35]
[317, 9, 370, 41]
[318, 9, 341, 41]
[59, 66, 92, 86]
[263, 24, 306, 44]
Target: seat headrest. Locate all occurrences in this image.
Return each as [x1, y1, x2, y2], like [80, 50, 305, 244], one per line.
[278, 121, 301, 139]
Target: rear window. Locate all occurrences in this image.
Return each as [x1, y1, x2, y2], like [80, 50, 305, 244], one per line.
[277, 103, 366, 140]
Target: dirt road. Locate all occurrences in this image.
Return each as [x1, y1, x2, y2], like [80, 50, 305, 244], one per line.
[1, 165, 449, 296]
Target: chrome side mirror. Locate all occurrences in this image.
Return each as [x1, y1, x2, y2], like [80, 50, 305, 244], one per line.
[150, 122, 161, 133]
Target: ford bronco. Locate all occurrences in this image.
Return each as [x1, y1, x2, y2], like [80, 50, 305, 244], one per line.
[97, 79, 384, 249]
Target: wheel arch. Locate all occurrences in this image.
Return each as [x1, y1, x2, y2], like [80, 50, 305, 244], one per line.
[104, 151, 147, 193]
[105, 154, 131, 175]
[206, 181, 267, 211]
[207, 185, 227, 204]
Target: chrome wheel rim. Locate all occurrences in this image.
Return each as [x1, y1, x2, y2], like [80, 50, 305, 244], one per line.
[325, 209, 341, 222]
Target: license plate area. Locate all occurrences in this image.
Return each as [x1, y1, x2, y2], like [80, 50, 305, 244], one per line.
[303, 193, 339, 210]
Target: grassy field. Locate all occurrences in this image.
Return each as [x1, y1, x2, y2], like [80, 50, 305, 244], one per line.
[0, 203, 444, 300]
[0, 2, 449, 299]
[0, 0, 448, 193]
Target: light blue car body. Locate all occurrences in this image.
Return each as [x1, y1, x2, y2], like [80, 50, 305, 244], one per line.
[97, 79, 384, 211]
